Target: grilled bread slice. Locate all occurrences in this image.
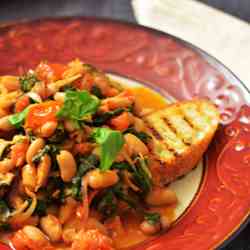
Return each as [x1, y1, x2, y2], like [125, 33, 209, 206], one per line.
[144, 99, 220, 185]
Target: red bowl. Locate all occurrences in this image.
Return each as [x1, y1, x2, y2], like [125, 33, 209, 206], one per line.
[0, 17, 249, 250]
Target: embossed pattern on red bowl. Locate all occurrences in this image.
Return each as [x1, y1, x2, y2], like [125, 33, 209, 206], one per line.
[0, 17, 249, 250]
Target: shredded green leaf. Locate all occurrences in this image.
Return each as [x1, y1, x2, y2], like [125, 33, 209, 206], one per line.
[0, 200, 10, 224]
[32, 145, 50, 164]
[91, 85, 104, 99]
[132, 157, 152, 196]
[144, 212, 161, 225]
[92, 108, 124, 126]
[92, 128, 124, 170]
[124, 127, 152, 144]
[71, 155, 99, 201]
[8, 107, 29, 128]
[57, 90, 100, 121]
[19, 73, 39, 92]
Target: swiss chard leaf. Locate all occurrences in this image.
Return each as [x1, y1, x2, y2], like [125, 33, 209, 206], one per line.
[91, 85, 104, 99]
[96, 190, 117, 218]
[34, 199, 47, 216]
[47, 122, 68, 144]
[132, 158, 152, 196]
[112, 182, 137, 209]
[32, 145, 50, 164]
[71, 155, 99, 201]
[57, 90, 100, 121]
[20, 73, 39, 92]
[144, 212, 160, 225]
[0, 222, 11, 231]
[124, 127, 152, 144]
[0, 200, 10, 223]
[111, 161, 131, 170]
[92, 128, 124, 170]
[8, 107, 29, 128]
[92, 108, 124, 126]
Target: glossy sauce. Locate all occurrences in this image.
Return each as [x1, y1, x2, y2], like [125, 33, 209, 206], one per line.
[0, 86, 175, 250]
[130, 87, 168, 111]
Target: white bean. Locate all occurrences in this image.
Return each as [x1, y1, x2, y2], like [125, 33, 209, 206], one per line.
[56, 150, 76, 182]
[0, 116, 15, 131]
[0, 76, 20, 92]
[22, 164, 37, 190]
[54, 92, 65, 103]
[59, 197, 77, 224]
[140, 220, 161, 235]
[88, 169, 119, 189]
[160, 215, 171, 230]
[40, 121, 57, 138]
[0, 159, 15, 174]
[145, 187, 177, 206]
[40, 214, 62, 242]
[36, 154, 51, 190]
[22, 225, 49, 244]
[124, 133, 149, 156]
[26, 138, 45, 166]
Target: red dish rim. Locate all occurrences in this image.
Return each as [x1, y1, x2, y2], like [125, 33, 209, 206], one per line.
[0, 17, 249, 250]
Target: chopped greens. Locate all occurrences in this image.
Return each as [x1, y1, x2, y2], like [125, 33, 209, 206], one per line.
[132, 157, 152, 196]
[71, 155, 99, 201]
[47, 122, 68, 144]
[92, 108, 124, 126]
[0, 200, 10, 224]
[19, 72, 39, 92]
[124, 127, 152, 144]
[111, 161, 131, 170]
[0, 222, 11, 231]
[57, 90, 100, 121]
[91, 85, 104, 99]
[32, 145, 50, 164]
[92, 128, 124, 170]
[96, 190, 117, 218]
[144, 212, 161, 225]
[8, 107, 29, 128]
[34, 199, 47, 216]
[112, 182, 137, 209]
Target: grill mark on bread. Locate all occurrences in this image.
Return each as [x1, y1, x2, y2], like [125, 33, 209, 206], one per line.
[146, 122, 179, 157]
[145, 114, 186, 155]
[145, 99, 220, 185]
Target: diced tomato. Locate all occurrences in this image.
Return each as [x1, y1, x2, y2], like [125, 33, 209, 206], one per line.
[10, 140, 29, 167]
[15, 95, 30, 113]
[36, 62, 67, 83]
[71, 229, 114, 250]
[11, 230, 30, 250]
[25, 101, 61, 130]
[75, 73, 94, 90]
[110, 112, 131, 131]
[0, 243, 12, 250]
[105, 87, 119, 97]
[74, 143, 93, 155]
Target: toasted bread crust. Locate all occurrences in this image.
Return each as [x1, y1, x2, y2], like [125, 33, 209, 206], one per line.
[144, 99, 220, 185]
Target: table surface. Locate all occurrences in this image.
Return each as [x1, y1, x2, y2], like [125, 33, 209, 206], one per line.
[0, 0, 249, 249]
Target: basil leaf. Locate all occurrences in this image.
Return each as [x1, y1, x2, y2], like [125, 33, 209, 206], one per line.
[92, 128, 124, 170]
[57, 90, 100, 120]
[8, 107, 29, 128]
